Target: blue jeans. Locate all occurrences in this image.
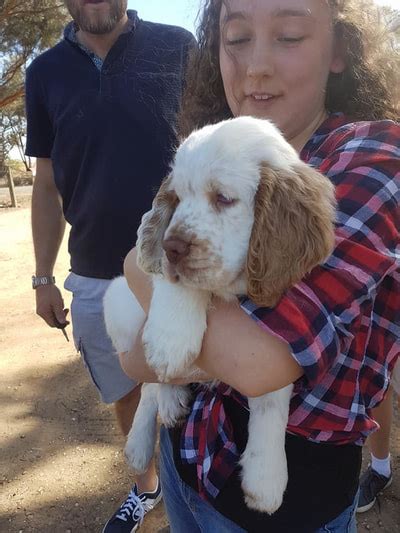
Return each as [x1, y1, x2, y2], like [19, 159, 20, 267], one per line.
[159, 426, 359, 533]
[314, 492, 358, 533]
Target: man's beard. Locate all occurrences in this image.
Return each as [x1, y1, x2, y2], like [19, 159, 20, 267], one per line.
[65, 0, 127, 35]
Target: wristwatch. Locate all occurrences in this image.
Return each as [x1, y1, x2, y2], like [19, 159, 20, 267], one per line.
[32, 275, 56, 289]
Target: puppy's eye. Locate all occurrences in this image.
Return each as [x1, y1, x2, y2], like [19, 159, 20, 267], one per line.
[216, 193, 236, 206]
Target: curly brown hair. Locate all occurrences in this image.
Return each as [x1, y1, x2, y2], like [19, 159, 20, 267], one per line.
[178, 0, 400, 138]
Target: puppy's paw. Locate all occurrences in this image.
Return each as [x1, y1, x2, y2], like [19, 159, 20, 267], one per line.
[142, 330, 195, 380]
[124, 434, 154, 475]
[147, 349, 194, 381]
[243, 482, 285, 515]
[240, 451, 287, 514]
[158, 386, 192, 427]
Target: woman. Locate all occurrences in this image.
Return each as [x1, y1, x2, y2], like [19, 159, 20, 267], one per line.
[121, 0, 400, 531]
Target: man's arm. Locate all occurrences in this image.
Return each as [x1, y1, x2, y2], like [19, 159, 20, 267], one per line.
[31, 158, 68, 328]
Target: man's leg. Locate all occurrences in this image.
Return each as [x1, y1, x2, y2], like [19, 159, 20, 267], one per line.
[115, 385, 158, 493]
[64, 273, 162, 532]
[357, 387, 393, 513]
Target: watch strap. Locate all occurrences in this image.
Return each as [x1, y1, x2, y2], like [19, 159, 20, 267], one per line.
[32, 275, 56, 289]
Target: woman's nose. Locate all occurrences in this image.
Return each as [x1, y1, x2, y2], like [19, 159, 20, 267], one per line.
[162, 237, 190, 264]
[246, 43, 275, 78]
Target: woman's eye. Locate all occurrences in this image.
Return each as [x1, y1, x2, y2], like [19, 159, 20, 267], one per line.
[226, 37, 250, 46]
[216, 193, 236, 206]
[277, 36, 305, 43]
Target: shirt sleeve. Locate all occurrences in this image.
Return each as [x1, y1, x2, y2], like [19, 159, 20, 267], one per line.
[241, 123, 400, 389]
[25, 62, 54, 158]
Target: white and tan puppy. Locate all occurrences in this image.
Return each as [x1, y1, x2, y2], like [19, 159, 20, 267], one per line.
[104, 117, 336, 513]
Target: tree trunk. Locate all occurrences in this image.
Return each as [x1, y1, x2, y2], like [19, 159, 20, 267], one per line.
[6, 166, 18, 207]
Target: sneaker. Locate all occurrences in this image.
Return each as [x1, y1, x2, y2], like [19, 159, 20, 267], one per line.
[102, 478, 162, 532]
[357, 466, 392, 513]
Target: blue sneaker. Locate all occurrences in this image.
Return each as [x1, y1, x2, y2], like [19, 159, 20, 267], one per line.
[103, 478, 162, 532]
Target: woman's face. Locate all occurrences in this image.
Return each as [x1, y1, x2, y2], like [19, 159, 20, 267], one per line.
[219, 0, 344, 148]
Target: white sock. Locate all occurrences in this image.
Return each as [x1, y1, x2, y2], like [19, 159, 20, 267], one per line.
[371, 453, 391, 478]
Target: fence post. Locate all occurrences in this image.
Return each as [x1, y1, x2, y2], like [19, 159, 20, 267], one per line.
[6, 166, 18, 207]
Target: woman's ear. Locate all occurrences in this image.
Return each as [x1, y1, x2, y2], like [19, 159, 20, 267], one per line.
[330, 54, 346, 74]
[246, 163, 336, 307]
[136, 175, 179, 274]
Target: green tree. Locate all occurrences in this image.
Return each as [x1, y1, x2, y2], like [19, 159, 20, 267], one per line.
[0, 0, 69, 168]
[1, 98, 31, 169]
[0, 0, 69, 109]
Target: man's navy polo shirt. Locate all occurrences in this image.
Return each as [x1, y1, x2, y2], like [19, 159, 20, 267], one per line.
[25, 10, 194, 279]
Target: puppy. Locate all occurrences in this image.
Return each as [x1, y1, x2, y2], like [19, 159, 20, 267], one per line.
[104, 116, 336, 513]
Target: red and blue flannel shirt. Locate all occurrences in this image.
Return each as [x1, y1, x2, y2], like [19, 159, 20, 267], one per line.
[180, 113, 400, 502]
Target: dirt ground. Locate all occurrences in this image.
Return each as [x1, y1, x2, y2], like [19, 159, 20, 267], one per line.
[0, 193, 399, 532]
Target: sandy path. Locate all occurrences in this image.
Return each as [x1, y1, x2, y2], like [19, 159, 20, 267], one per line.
[0, 206, 167, 532]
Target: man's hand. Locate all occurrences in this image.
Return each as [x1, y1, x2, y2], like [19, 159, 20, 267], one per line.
[35, 284, 69, 328]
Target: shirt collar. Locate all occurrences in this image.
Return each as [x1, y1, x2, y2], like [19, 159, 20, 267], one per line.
[300, 112, 351, 161]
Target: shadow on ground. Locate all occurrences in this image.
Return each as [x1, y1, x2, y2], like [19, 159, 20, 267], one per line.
[0, 354, 168, 533]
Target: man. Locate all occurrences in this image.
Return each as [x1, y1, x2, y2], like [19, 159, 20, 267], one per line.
[26, 1, 194, 531]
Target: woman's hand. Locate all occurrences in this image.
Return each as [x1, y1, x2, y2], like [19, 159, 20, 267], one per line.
[123, 247, 152, 313]
[119, 248, 158, 382]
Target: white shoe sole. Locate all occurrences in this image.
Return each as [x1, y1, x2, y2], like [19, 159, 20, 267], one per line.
[356, 476, 392, 514]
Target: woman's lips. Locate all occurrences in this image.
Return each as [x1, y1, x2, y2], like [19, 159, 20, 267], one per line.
[251, 94, 275, 100]
[248, 93, 281, 102]
[245, 94, 282, 110]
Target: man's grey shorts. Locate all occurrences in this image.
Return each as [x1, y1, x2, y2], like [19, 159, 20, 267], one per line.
[64, 272, 137, 404]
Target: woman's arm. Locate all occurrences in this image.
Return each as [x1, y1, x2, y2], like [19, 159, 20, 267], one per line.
[196, 298, 303, 396]
[122, 248, 303, 397]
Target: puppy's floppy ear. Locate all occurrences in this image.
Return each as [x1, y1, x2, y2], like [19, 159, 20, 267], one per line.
[246, 162, 336, 307]
[136, 175, 179, 274]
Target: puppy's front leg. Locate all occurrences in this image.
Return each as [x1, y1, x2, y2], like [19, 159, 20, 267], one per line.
[240, 384, 293, 514]
[143, 277, 210, 380]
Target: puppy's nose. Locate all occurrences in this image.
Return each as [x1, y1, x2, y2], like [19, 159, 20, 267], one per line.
[162, 237, 190, 264]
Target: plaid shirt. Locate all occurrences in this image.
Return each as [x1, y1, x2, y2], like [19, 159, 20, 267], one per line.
[180, 113, 400, 502]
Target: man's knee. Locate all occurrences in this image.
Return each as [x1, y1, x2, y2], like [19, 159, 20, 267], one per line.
[116, 384, 142, 406]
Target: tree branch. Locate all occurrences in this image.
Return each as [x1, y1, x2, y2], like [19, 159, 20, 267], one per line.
[0, 3, 65, 22]
[0, 53, 29, 89]
[0, 86, 24, 109]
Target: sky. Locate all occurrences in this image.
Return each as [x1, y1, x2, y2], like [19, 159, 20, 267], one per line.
[127, 0, 200, 35]
[129, 0, 399, 35]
